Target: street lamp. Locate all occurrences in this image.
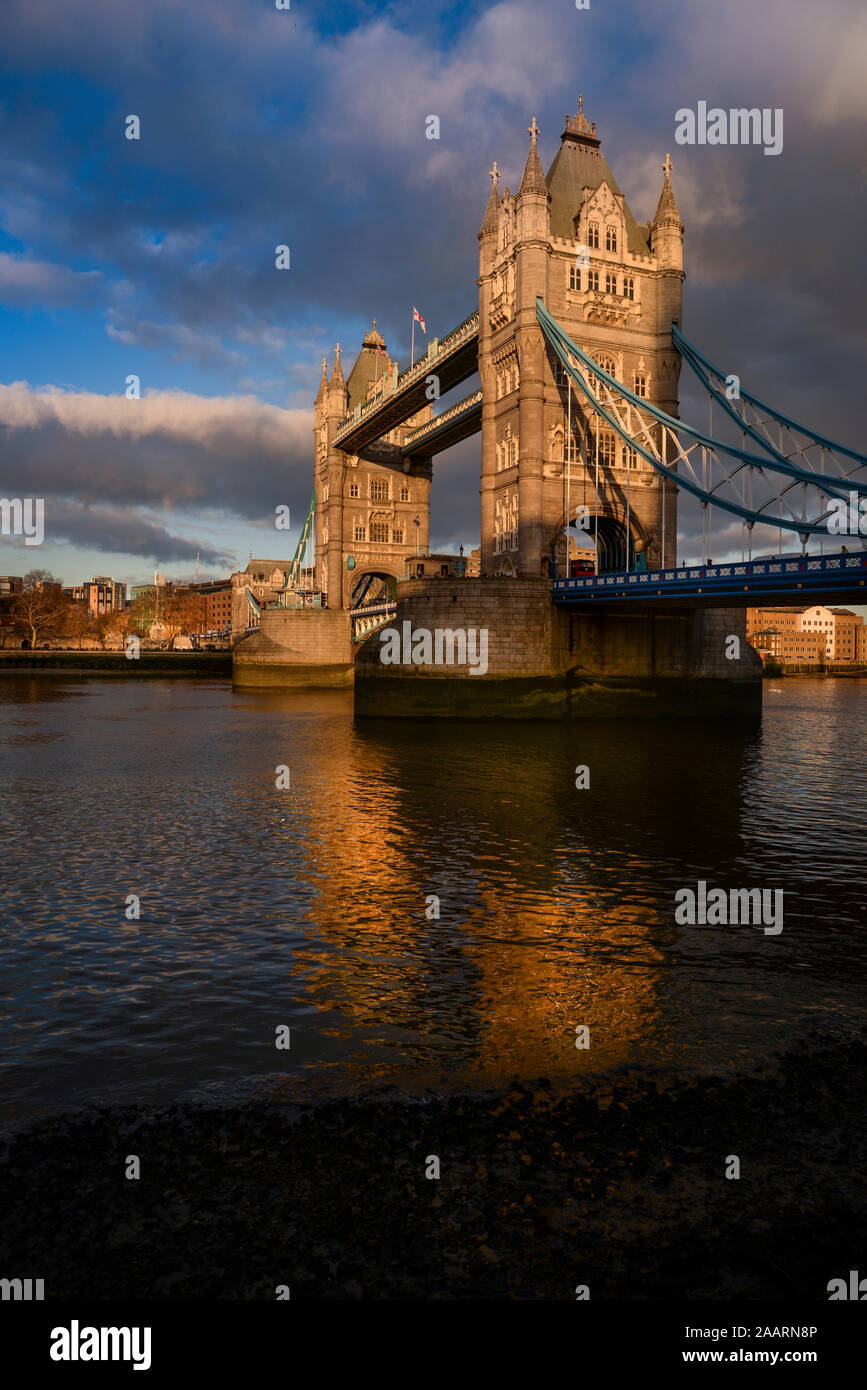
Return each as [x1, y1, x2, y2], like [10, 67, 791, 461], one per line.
[414, 516, 421, 556]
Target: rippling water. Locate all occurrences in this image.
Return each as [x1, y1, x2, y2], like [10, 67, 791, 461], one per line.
[1, 674, 865, 1122]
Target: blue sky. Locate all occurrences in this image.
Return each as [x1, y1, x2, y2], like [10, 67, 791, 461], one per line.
[1, 0, 866, 587]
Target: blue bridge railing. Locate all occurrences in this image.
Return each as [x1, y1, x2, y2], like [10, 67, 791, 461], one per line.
[552, 551, 867, 603]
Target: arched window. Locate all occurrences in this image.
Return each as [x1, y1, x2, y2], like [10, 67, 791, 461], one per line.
[605, 227, 617, 252]
[370, 477, 389, 500]
[634, 373, 647, 398]
[400, 484, 410, 501]
[623, 277, 635, 301]
[348, 481, 359, 498]
[605, 273, 617, 295]
[588, 222, 600, 249]
[569, 265, 581, 291]
[370, 521, 389, 543]
[588, 269, 599, 292]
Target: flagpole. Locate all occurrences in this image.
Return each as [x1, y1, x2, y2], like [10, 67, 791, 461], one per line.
[411, 312, 415, 368]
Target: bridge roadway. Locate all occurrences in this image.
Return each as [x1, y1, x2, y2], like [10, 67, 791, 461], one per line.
[552, 551, 867, 609]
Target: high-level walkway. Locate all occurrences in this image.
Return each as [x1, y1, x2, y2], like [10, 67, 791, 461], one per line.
[333, 311, 479, 454]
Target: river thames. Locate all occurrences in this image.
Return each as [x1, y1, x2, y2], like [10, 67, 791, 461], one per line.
[2, 674, 864, 1128]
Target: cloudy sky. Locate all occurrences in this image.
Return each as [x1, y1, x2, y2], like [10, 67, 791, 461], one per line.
[1, 0, 865, 586]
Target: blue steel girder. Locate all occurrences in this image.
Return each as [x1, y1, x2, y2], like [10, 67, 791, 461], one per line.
[537, 299, 867, 544]
[673, 324, 867, 478]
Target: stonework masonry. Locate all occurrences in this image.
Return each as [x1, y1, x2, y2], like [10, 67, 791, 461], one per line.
[233, 608, 353, 688]
[354, 579, 761, 719]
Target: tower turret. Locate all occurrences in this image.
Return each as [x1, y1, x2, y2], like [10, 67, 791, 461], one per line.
[514, 117, 550, 575]
[651, 152, 684, 273]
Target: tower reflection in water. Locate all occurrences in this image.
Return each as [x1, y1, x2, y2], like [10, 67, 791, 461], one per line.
[250, 689, 762, 1091]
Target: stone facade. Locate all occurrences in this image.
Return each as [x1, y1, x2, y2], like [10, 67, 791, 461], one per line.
[314, 324, 433, 610]
[478, 104, 683, 578]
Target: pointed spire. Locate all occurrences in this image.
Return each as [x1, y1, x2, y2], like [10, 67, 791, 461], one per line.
[652, 152, 681, 226]
[480, 158, 501, 235]
[315, 356, 328, 402]
[519, 117, 547, 197]
[329, 342, 345, 388]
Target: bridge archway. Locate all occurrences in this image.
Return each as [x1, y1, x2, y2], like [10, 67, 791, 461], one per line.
[346, 565, 401, 609]
[550, 509, 650, 575]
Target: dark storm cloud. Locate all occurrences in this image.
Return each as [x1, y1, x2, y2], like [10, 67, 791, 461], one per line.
[45, 500, 232, 566]
[0, 382, 310, 520]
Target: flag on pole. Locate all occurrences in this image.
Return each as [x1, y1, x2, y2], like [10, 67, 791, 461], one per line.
[413, 307, 426, 333]
[375, 341, 388, 359]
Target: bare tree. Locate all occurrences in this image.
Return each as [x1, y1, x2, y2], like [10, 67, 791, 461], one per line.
[12, 572, 64, 647]
[163, 590, 205, 648]
[59, 600, 91, 650]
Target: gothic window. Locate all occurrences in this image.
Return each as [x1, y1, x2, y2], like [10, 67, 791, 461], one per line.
[392, 525, 404, 543]
[370, 477, 389, 500]
[634, 373, 647, 398]
[605, 273, 617, 295]
[348, 481, 359, 498]
[605, 227, 617, 252]
[591, 430, 616, 468]
[623, 277, 634, 300]
[588, 222, 600, 249]
[554, 361, 568, 386]
[400, 485, 410, 501]
[494, 493, 518, 552]
[564, 432, 580, 463]
[354, 522, 366, 542]
[588, 270, 599, 292]
[496, 430, 519, 471]
[623, 446, 638, 470]
[370, 521, 389, 543]
[569, 265, 581, 291]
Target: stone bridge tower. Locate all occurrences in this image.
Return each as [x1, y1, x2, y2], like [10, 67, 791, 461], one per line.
[313, 325, 433, 609]
[478, 101, 684, 575]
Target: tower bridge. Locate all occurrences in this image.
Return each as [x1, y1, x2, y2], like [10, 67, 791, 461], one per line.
[235, 98, 866, 714]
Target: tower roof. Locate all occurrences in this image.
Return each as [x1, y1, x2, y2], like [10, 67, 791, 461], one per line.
[329, 342, 345, 389]
[545, 98, 651, 253]
[315, 356, 328, 403]
[518, 117, 548, 197]
[652, 152, 682, 227]
[480, 160, 501, 234]
[346, 321, 391, 410]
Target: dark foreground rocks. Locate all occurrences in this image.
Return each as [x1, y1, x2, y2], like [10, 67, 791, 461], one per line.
[1, 1034, 865, 1300]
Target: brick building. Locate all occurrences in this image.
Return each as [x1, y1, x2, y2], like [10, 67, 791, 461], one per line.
[747, 604, 867, 665]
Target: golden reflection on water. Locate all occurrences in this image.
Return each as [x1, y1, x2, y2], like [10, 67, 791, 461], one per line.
[3, 677, 865, 1117]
